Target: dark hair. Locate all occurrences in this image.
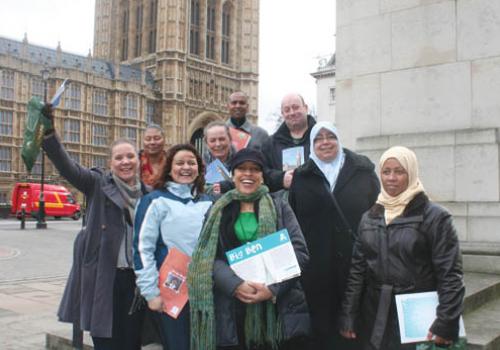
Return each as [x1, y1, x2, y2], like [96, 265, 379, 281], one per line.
[155, 143, 205, 195]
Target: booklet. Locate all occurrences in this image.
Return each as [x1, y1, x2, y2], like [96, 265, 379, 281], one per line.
[205, 158, 231, 184]
[229, 127, 251, 151]
[282, 146, 305, 171]
[395, 291, 466, 344]
[158, 247, 191, 319]
[225, 229, 301, 285]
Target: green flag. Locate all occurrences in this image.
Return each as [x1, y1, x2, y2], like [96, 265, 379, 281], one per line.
[21, 98, 52, 172]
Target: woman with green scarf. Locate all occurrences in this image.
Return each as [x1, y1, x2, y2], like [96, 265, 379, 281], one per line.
[188, 148, 311, 350]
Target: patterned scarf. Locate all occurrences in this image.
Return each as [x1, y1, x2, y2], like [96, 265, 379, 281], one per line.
[139, 150, 166, 186]
[188, 185, 283, 350]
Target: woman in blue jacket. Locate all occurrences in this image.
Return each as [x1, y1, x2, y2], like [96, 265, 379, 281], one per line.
[133, 144, 212, 350]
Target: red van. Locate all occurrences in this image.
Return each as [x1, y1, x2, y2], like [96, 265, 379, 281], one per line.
[10, 183, 81, 220]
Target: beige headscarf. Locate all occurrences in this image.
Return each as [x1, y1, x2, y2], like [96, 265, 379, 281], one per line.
[376, 146, 425, 224]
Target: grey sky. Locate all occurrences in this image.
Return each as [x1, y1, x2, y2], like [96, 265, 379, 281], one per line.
[0, 0, 335, 132]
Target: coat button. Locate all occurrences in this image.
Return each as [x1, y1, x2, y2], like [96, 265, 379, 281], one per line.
[101, 224, 106, 230]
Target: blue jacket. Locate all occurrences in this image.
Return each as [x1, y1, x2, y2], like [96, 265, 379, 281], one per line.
[133, 182, 212, 301]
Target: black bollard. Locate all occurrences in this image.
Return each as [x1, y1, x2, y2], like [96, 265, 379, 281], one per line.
[20, 207, 26, 230]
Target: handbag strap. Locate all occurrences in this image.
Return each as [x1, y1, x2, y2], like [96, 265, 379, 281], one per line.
[325, 181, 354, 237]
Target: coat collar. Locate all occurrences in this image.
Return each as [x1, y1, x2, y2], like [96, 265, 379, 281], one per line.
[102, 174, 126, 209]
[369, 192, 429, 221]
[301, 148, 375, 194]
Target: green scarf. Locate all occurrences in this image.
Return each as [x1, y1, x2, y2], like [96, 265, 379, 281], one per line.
[188, 185, 283, 350]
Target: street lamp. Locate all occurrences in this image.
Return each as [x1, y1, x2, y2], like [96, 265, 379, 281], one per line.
[36, 67, 50, 229]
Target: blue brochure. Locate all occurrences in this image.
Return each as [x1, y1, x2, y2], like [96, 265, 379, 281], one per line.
[225, 229, 301, 285]
[205, 159, 230, 184]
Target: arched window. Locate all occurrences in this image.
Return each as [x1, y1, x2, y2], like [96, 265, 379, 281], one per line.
[221, 2, 231, 64]
[190, 0, 200, 55]
[190, 128, 205, 155]
[206, 0, 216, 60]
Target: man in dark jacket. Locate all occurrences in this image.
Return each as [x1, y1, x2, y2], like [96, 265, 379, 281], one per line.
[261, 93, 316, 192]
[226, 91, 269, 150]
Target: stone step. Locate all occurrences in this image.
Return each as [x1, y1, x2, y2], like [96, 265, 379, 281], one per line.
[463, 272, 500, 314]
[46, 331, 162, 350]
[464, 297, 500, 350]
[461, 242, 500, 275]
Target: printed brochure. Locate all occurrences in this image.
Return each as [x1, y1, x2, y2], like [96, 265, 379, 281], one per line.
[395, 291, 466, 343]
[205, 158, 231, 184]
[225, 229, 301, 285]
[158, 247, 191, 319]
[282, 146, 305, 171]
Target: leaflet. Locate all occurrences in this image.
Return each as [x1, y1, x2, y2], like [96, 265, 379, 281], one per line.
[229, 127, 251, 151]
[282, 146, 305, 171]
[395, 291, 466, 344]
[225, 229, 301, 286]
[158, 247, 191, 319]
[205, 158, 231, 184]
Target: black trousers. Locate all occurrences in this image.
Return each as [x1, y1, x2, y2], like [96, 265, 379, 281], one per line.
[92, 269, 144, 350]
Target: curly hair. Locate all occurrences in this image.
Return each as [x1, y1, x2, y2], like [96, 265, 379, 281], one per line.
[154, 143, 205, 195]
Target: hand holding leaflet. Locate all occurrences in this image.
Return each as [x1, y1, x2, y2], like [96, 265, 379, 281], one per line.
[225, 229, 301, 285]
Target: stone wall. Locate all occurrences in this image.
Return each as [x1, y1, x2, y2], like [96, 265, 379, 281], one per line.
[336, 0, 500, 243]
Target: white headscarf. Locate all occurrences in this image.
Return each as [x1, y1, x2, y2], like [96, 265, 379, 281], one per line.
[309, 121, 345, 191]
[376, 146, 426, 224]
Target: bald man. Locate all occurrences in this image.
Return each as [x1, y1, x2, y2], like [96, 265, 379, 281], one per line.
[261, 93, 316, 192]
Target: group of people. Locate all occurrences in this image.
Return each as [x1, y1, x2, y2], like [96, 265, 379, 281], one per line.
[40, 90, 464, 350]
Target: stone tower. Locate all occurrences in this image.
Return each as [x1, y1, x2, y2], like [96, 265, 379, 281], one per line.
[93, 0, 260, 145]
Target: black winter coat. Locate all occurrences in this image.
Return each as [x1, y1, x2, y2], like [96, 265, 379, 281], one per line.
[213, 193, 311, 347]
[261, 115, 316, 192]
[339, 193, 464, 350]
[288, 150, 379, 342]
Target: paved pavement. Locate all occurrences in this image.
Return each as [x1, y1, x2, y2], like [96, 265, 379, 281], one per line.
[0, 218, 82, 349]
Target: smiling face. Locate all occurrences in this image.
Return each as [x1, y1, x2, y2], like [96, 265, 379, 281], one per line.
[170, 150, 199, 185]
[281, 94, 308, 132]
[381, 158, 409, 197]
[205, 125, 231, 161]
[233, 161, 263, 195]
[227, 92, 249, 120]
[313, 128, 339, 162]
[110, 143, 139, 185]
[143, 128, 165, 156]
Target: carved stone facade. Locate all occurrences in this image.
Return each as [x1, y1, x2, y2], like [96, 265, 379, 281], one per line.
[93, 0, 260, 145]
[0, 0, 259, 203]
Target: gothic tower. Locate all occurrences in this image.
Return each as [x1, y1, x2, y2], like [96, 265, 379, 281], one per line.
[93, 0, 260, 145]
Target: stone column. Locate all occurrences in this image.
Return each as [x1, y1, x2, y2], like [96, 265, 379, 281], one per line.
[336, 0, 500, 245]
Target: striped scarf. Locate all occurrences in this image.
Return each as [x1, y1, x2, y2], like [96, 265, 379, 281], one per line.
[188, 185, 283, 350]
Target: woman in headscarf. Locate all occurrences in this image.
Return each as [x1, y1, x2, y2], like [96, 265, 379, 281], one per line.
[288, 121, 380, 350]
[339, 146, 464, 349]
[188, 148, 310, 350]
[41, 105, 146, 350]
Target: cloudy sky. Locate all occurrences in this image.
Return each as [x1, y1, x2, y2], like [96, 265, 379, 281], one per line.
[0, 0, 335, 132]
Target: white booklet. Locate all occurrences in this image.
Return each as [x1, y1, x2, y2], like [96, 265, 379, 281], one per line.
[225, 229, 301, 285]
[395, 291, 466, 344]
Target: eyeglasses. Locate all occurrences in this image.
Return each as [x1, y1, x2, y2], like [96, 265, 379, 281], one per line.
[314, 135, 337, 143]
